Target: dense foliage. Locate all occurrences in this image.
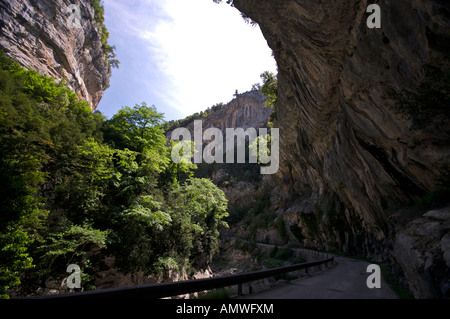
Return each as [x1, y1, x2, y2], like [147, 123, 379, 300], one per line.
[260, 71, 278, 127]
[0, 52, 228, 298]
[260, 71, 277, 109]
[91, 0, 120, 76]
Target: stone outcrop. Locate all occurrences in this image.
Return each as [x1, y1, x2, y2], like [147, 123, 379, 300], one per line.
[393, 207, 450, 298]
[182, 90, 271, 133]
[168, 90, 272, 154]
[232, 0, 450, 297]
[0, 0, 110, 109]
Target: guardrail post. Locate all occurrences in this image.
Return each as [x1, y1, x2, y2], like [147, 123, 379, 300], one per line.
[238, 283, 243, 296]
[248, 283, 253, 295]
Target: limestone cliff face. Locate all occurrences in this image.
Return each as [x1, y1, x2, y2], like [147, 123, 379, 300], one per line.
[233, 0, 450, 297]
[0, 0, 110, 109]
[169, 90, 272, 148]
[184, 90, 271, 133]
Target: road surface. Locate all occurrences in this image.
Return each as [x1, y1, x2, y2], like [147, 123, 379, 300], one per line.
[238, 256, 399, 299]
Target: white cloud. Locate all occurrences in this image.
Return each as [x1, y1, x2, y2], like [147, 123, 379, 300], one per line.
[100, 0, 276, 119]
[140, 0, 276, 115]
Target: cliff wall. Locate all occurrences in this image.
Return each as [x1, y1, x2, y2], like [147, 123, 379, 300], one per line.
[233, 0, 450, 297]
[0, 0, 110, 109]
[183, 90, 271, 133]
[168, 90, 272, 154]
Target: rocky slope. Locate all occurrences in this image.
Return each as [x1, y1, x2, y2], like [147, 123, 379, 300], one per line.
[179, 90, 271, 136]
[168, 90, 272, 157]
[232, 0, 450, 298]
[0, 0, 110, 109]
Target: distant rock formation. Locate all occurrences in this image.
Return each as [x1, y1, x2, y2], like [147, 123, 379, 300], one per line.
[183, 90, 270, 133]
[168, 90, 272, 153]
[0, 0, 110, 109]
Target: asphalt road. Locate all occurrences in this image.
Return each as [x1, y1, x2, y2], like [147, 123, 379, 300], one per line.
[238, 256, 399, 299]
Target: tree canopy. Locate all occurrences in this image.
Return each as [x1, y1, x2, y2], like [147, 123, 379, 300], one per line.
[0, 52, 228, 298]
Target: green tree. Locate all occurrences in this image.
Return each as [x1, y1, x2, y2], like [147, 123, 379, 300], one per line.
[36, 220, 109, 280]
[260, 71, 278, 109]
[104, 103, 165, 151]
[0, 52, 106, 296]
[0, 228, 34, 298]
[260, 71, 278, 127]
[169, 178, 229, 266]
[249, 133, 272, 164]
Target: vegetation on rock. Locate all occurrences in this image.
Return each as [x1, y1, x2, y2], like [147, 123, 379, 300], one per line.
[91, 0, 120, 74]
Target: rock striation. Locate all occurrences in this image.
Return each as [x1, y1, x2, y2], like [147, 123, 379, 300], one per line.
[233, 0, 450, 297]
[183, 90, 271, 134]
[168, 90, 272, 153]
[0, 0, 110, 109]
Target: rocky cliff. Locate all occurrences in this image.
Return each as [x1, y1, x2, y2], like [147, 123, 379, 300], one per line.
[232, 0, 450, 297]
[168, 90, 272, 154]
[0, 0, 110, 109]
[183, 90, 271, 134]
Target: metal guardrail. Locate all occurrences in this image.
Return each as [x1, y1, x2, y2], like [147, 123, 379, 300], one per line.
[30, 255, 334, 299]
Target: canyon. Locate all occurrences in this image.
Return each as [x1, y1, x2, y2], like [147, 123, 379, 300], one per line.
[1, 0, 449, 298]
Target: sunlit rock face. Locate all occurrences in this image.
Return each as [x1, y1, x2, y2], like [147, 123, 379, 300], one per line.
[186, 90, 271, 132]
[234, 0, 450, 297]
[168, 90, 272, 153]
[0, 0, 110, 109]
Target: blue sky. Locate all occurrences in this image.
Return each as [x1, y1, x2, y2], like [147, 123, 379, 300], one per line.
[96, 0, 277, 121]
